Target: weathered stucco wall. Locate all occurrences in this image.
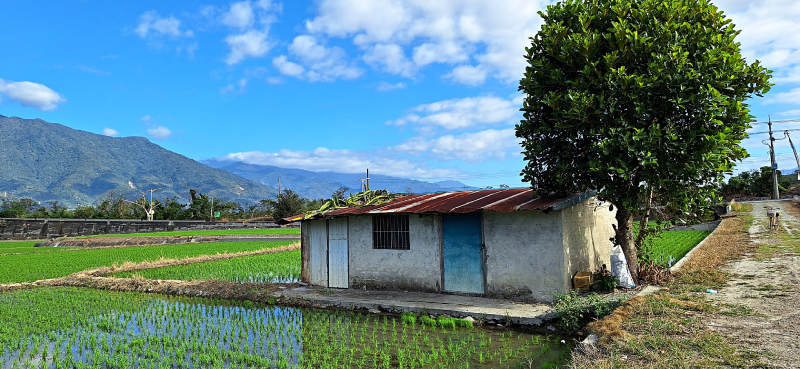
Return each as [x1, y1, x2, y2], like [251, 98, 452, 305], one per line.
[0, 218, 286, 240]
[348, 214, 442, 292]
[561, 198, 616, 286]
[306, 219, 328, 286]
[483, 210, 564, 302]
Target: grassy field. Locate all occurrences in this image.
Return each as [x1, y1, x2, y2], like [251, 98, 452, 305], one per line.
[85, 228, 300, 237]
[645, 230, 711, 266]
[0, 241, 40, 255]
[0, 240, 296, 283]
[0, 287, 571, 369]
[114, 249, 302, 283]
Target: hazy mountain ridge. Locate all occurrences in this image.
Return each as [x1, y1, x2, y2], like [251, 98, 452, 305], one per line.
[0, 115, 278, 207]
[203, 160, 478, 199]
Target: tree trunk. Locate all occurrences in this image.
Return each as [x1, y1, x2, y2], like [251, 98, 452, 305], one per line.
[614, 206, 639, 282]
[635, 188, 653, 249]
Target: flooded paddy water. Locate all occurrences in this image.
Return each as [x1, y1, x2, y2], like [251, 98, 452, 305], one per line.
[0, 287, 571, 368]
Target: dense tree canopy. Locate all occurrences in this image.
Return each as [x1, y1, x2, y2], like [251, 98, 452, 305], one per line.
[517, 0, 772, 279]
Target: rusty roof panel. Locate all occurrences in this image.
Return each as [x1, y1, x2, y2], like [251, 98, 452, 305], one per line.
[279, 189, 593, 223]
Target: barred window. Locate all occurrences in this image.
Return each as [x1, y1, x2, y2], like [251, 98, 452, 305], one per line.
[372, 214, 410, 250]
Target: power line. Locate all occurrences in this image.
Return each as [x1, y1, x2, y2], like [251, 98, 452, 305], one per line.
[749, 118, 800, 126]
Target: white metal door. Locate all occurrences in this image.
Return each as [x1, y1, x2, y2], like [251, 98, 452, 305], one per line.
[328, 218, 349, 288]
[308, 220, 328, 286]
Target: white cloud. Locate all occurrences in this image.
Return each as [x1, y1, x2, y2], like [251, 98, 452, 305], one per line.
[363, 43, 416, 78]
[224, 29, 272, 65]
[776, 109, 800, 117]
[266, 77, 283, 84]
[443, 64, 488, 86]
[304, 0, 551, 84]
[765, 87, 800, 105]
[135, 11, 193, 38]
[186, 42, 199, 57]
[220, 78, 248, 94]
[391, 95, 519, 131]
[218, 148, 462, 178]
[102, 128, 120, 137]
[272, 55, 306, 77]
[395, 128, 518, 162]
[222, 2, 255, 30]
[141, 115, 153, 122]
[0, 78, 66, 111]
[274, 36, 363, 81]
[147, 126, 172, 140]
[376, 81, 407, 91]
[713, 1, 800, 86]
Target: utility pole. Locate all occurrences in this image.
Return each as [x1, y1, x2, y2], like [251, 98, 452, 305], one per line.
[146, 188, 161, 221]
[366, 169, 370, 191]
[210, 196, 214, 222]
[769, 117, 780, 199]
[278, 177, 281, 196]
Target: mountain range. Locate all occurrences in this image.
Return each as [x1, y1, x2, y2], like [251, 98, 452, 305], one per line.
[0, 115, 475, 207]
[203, 160, 477, 200]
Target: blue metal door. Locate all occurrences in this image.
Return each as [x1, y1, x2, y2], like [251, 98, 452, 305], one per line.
[442, 213, 484, 293]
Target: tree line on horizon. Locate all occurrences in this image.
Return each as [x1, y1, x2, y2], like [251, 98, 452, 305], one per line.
[0, 187, 344, 222]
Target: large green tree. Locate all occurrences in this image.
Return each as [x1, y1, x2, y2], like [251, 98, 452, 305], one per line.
[517, 0, 772, 279]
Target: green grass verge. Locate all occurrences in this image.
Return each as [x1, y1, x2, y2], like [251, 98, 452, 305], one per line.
[646, 230, 710, 266]
[114, 249, 301, 283]
[0, 240, 295, 283]
[85, 228, 300, 238]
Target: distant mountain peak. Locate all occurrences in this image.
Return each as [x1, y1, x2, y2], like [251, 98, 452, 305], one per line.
[0, 116, 277, 206]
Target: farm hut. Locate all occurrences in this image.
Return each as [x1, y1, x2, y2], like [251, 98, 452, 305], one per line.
[281, 189, 616, 302]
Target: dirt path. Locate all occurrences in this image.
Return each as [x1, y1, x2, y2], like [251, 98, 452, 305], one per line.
[706, 200, 800, 368]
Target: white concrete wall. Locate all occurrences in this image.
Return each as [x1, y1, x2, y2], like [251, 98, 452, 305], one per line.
[483, 210, 564, 302]
[348, 214, 442, 292]
[561, 198, 616, 287]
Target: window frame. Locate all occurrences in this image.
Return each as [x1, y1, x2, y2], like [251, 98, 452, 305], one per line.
[372, 214, 410, 250]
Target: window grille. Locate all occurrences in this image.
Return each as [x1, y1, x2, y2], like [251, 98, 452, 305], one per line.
[372, 214, 410, 250]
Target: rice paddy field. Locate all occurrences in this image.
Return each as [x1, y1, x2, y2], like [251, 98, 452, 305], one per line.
[0, 240, 297, 283]
[0, 287, 571, 369]
[114, 250, 302, 284]
[85, 228, 300, 238]
[646, 230, 711, 267]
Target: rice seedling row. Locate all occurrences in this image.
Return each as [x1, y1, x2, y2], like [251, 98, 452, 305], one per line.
[0, 241, 296, 284]
[646, 230, 711, 266]
[114, 250, 302, 284]
[0, 287, 571, 369]
[87, 228, 300, 238]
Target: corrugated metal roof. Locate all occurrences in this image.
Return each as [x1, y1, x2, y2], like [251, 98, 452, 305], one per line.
[281, 189, 594, 223]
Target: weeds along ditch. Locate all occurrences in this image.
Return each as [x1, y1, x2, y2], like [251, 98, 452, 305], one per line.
[85, 228, 301, 238]
[0, 287, 571, 369]
[0, 240, 297, 283]
[113, 250, 302, 284]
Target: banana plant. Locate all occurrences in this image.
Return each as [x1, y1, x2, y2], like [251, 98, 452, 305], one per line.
[303, 189, 397, 219]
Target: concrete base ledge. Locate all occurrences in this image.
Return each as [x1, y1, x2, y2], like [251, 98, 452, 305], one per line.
[273, 287, 554, 326]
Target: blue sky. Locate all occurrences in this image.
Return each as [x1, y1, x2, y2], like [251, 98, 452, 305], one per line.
[1, 0, 800, 188]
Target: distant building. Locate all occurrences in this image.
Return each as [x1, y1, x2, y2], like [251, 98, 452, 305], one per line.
[281, 189, 616, 302]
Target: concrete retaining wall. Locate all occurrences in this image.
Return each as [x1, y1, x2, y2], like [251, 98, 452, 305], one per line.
[0, 218, 290, 240]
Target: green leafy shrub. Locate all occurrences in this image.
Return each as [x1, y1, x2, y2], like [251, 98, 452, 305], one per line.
[419, 315, 436, 326]
[400, 312, 417, 325]
[553, 291, 621, 332]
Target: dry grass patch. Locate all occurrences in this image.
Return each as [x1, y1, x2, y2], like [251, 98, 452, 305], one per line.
[570, 207, 767, 368]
